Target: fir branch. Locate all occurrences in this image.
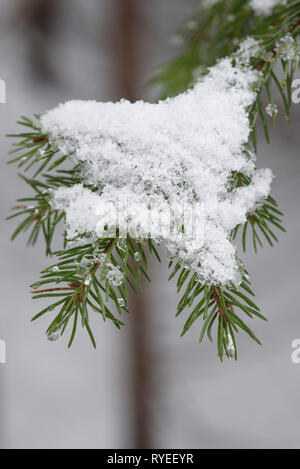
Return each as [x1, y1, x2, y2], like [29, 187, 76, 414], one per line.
[29, 236, 151, 347]
[7, 0, 299, 359]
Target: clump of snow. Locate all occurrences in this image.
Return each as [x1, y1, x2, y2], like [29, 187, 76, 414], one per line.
[41, 56, 273, 287]
[236, 37, 261, 65]
[275, 33, 299, 61]
[266, 103, 278, 117]
[250, 0, 287, 16]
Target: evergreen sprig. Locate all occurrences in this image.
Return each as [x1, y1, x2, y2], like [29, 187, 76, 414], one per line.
[29, 236, 156, 347]
[7, 0, 300, 358]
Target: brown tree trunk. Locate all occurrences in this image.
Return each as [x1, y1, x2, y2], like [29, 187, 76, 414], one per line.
[111, 0, 152, 449]
[112, 0, 141, 102]
[18, 0, 59, 81]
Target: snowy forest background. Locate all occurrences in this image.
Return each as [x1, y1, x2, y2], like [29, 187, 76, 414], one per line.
[1, 0, 300, 449]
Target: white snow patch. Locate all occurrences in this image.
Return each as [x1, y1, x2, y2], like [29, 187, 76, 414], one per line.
[250, 0, 287, 16]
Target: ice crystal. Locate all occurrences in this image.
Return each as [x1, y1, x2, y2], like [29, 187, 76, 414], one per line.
[84, 275, 92, 286]
[118, 298, 125, 307]
[134, 252, 140, 262]
[226, 333, 236, 358]
[47, 332, 60, 342]
[266, 103, 278, 117]
[105, 265, 123, 287]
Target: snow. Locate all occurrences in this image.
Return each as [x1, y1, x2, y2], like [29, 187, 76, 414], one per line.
[201, 0, 287, 16]
[41, 55, 273, 287]
[266, 103, 278, 117]
[275, 33, 299, 61]
[250, 0, 287, 16]
[236, 37, 261, 64]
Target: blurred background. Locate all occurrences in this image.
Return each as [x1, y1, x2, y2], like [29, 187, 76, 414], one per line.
[1, 0, 300, 449]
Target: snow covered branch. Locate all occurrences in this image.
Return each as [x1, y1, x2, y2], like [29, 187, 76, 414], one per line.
[8, 0, 300, 359]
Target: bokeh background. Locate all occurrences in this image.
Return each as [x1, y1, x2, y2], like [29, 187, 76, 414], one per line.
[1, 0, 300, 449]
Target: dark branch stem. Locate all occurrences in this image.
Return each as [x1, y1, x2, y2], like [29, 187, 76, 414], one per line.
[211, 286, 231, 323]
